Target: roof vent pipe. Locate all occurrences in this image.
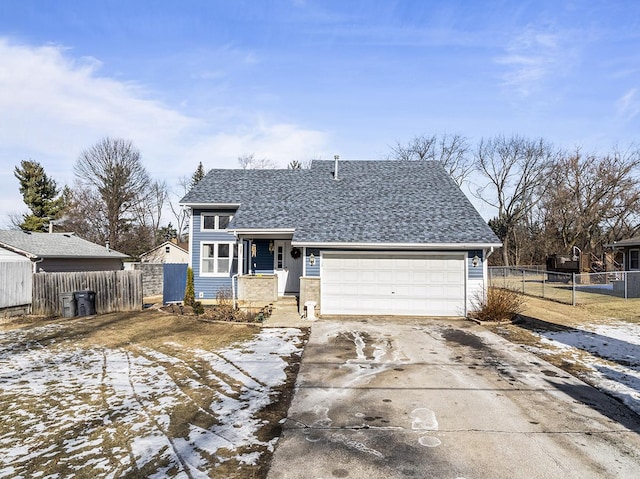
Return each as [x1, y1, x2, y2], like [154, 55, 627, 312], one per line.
[333, 154, 339, 180]
[106, 240, 110, 252]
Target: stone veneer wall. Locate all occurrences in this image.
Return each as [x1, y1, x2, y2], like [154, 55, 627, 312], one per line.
[299, 277, 320, 316]
[238, 275, 278, 306]
[131, 263, 164, 297]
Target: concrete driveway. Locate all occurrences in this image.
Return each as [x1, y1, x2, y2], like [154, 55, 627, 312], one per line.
[268, 318, 640, 479]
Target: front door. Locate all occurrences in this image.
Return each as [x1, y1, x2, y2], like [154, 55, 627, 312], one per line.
[274, 240, 302, 295]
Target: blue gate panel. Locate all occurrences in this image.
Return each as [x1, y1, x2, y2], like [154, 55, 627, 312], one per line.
[163, 263, 188, 304]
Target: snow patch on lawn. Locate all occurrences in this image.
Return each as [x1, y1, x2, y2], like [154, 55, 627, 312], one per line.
[532, 321, 640, 415]
[0, 326, 304, 478]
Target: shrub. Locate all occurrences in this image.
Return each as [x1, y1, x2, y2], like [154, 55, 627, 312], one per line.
[192, 301, 204, 316]
[184, 267, 195, 306]
[469, 287, 524, 322]
[214, 288, 235, 319]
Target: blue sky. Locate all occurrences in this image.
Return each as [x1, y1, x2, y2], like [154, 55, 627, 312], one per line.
[0, 0, 639, 226]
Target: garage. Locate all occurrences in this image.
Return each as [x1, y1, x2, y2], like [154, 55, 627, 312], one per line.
[321, 252, 466, 316]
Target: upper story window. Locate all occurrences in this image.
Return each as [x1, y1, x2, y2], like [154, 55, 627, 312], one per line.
[630, 250, 639, 270]
[201, 213, 233, 231]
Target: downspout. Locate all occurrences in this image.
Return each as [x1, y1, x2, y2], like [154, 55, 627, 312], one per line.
[32, 257, 44, 273]
[232, 274, 239, 310]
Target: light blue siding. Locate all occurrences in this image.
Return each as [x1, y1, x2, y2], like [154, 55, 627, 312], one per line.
[468, 250, 483, 280]
[192, 208, 237, 299]
[305, 248, 320, 276]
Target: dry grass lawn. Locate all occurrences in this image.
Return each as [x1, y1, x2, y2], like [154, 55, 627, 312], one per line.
[0, 309, 308, 479]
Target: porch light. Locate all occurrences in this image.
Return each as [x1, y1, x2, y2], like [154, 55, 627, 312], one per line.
[472, 255, 480, 267]
[309, 253, 316, 266]
[269, 241, 274, 253]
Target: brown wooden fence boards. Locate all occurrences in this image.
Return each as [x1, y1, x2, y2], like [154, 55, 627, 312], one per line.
[32, 270, 143, 316]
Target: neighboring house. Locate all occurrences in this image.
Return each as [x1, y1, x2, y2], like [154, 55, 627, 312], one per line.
[605, 236, 640, 297]
[179, 160, 501, 317]
[0, 230, 128, 273]
[606, 236, 640, 271]
[139, 240, 189, 263]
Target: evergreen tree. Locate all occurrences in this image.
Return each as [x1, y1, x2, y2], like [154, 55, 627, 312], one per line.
[14, 160, 66, 231]
[184, 267, 195, 306]
[190, 162, 205, 189]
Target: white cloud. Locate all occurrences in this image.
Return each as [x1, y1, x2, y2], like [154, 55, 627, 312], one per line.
[496, 26, 573, 97]
[0, 39, 328, 227]
[617, 88, 640, 120]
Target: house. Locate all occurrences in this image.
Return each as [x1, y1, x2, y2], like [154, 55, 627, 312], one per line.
[179, 159, 501, 317]
[605, 236, 640, 297]
[0, 230, 129, 273]
[139, 240, 189, 263]
[605, 236, 640, 271]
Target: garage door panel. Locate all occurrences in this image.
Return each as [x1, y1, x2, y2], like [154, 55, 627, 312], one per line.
[321, 253, 466, 316]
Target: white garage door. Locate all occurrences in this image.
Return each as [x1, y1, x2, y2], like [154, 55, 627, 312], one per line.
[321, 252, 466, 316]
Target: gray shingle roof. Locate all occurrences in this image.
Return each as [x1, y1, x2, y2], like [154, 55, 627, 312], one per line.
[606, 236, 640, 248]
[0, 231, 129, 259]
[180, 160, 501, 246]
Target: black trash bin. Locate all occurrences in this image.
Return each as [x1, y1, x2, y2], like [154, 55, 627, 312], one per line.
[59, 292, 76, 318]
[74, 290, 96, 316]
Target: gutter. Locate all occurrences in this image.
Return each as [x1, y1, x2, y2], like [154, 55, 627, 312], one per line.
[292, 241, 503, 250]
[179, 202, 241, 209]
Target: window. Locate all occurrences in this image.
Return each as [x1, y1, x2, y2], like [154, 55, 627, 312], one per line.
[165, 246, 170, 253]
[630, 250, 639, 270]
[276, 244, 284, 269]
[201, 213, 233, 231]
[201, 242, 234, 275]
[218, 215, 231, 229]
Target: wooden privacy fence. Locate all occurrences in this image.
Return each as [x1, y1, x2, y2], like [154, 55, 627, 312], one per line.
[32, 270, 143, 316]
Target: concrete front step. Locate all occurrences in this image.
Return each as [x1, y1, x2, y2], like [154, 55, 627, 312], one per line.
[277, 295, 299, 306]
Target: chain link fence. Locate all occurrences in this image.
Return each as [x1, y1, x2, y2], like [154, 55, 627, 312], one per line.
[488, 267, 640, 305]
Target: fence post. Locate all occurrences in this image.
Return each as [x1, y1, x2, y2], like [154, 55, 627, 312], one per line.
[625, 271, 628, 300]
[542, 271, 545, 298]
[522, 269, 525, 294]
[572, 273, 576, 306]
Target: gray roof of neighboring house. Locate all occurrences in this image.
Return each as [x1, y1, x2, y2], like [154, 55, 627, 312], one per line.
[0, 231, 129, 259]
[606, 236, 640, 248]
[140, 240, 189, 258]
[180, 160, 501, 246]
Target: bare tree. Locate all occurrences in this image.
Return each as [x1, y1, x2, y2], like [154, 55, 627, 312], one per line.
[541, 146, 640, 254]
[474, 135, 557, 266]
[61, 186, 107, 245]
[169, 174, 191, 243]
[131, 179, 169, 246]
[238, 153, 279, 169]
[388, 133, 472, 185]
[72, 137, 151, 252]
